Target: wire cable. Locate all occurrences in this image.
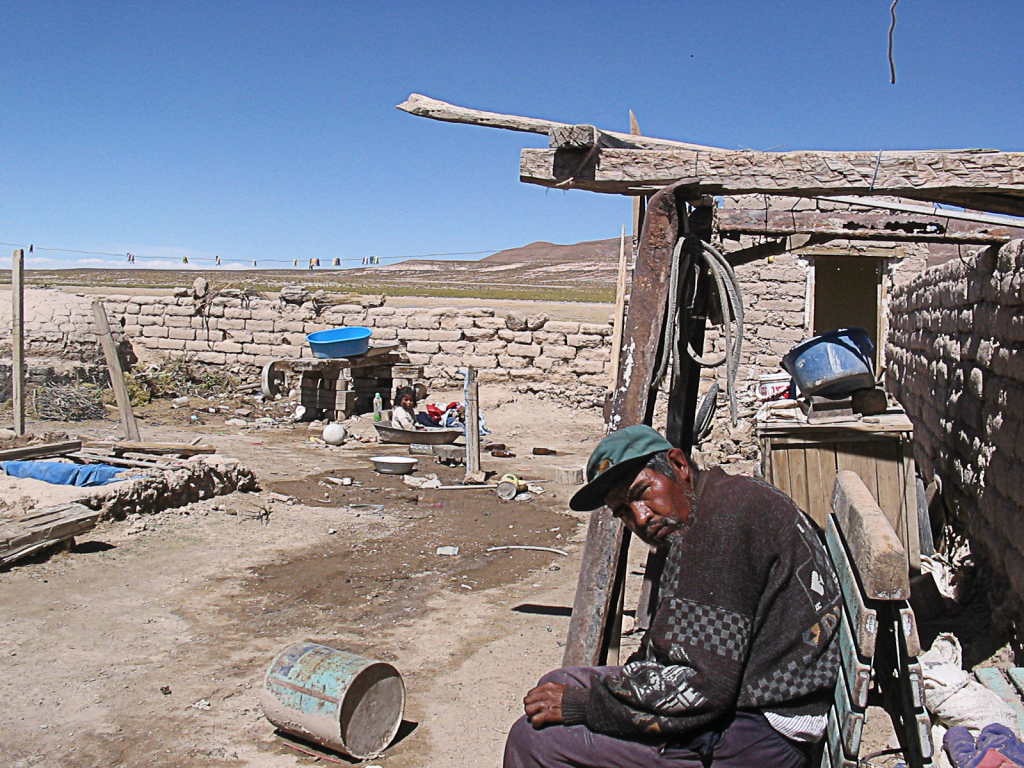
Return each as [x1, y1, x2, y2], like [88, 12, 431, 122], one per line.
[0, 241, 502, 267]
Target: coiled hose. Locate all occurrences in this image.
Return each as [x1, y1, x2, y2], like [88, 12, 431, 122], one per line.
[652, 236, 745, 426]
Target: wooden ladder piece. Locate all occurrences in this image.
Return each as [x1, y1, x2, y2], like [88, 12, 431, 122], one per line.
[825, 515, 879, 658]
[833, 660, 865, 759]
[838, 608, 872, 709]
[975, 668, 1024, 735]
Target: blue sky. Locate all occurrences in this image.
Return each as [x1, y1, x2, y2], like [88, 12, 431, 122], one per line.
[2, 1, 1022, 270]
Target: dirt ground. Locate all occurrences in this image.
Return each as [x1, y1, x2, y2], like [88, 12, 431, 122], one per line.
[0, 375, 916, 768]
[0, 384, 634, 768]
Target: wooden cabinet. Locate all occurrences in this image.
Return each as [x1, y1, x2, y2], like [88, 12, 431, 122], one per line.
[757, 412, 919, 572]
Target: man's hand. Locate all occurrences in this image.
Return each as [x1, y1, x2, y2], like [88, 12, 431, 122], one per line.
[523, 682, 567, 728]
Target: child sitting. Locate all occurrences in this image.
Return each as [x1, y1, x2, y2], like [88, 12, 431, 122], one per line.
[390, 387, 420, 431]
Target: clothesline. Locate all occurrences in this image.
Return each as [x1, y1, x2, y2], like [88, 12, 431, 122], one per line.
[0, 241, 501, 269]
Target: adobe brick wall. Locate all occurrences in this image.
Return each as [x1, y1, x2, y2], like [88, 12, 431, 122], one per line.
[0, 289, 616, 408]
[887, 239, 1024, 621]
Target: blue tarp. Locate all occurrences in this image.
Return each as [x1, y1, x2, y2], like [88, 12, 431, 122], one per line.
[2, 460, 131, 487]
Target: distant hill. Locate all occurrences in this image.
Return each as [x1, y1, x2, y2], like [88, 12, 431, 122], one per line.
[17, 237, 623, 303]
[482, 238, 620, 265]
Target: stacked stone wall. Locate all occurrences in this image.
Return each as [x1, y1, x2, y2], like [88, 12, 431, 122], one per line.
[887, 239, 1024, 621]
[0, 289, 615, 408]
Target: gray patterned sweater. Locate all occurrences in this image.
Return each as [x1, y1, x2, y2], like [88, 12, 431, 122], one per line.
[560, 467, 841, 739]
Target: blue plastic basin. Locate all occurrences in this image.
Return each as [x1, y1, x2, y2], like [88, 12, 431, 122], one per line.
[306, 327, 372, 358]
[781, 327, 875, 398]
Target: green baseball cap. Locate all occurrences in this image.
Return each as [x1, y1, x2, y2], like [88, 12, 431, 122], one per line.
[569, 424, 674, 511]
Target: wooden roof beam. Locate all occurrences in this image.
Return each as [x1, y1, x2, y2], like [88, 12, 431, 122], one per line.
[519, 148, 1024, 217]
[396, 93, 716, 152]
[723, 234, 834, 268]
[716, 208, 1024, 244]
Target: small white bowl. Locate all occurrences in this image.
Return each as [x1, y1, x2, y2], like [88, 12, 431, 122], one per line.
[370, 456, 419, 475]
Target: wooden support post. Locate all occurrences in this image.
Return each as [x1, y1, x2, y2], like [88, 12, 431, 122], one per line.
[92, 301, 141, 442]
[11, 249, 25, 436]
[635, 204, 715, 633]
[464, 366, 480, 477]
[564, 180, 693, 667]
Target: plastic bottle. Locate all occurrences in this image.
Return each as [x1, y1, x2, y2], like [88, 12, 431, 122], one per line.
[373, 392, 383, 422]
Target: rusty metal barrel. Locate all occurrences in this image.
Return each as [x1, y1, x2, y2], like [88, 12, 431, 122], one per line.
[262, 641, 406, 760]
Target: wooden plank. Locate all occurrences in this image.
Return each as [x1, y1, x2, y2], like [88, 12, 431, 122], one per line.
[0, 440, 82, 462]
[788, 447, 811, 518]
[464, 367, 481, 477]
[872, 440, 906, 544]
[831, 470, 910, 601]
[975, 669, 1024, 735]
[11, 249, 25, 436]
[71, 452, 177, 470]
[772, 447, 793, 499]
[838, 607, 873, 708]
[1006, 668, 1024, 700]
[0, 502, 100, 564]
[608, 226, 629, 393]
[805, 443, 837, 529]
[833, 659, 865, 758]
[83, 441, 215, 456]
[899, 605, 923, 659]
[906, 656, 925, 710]
[900, 445, 922, 573]
[519, 147, 1024, 217]
[723, 234, 831, 268]
[835, 441, 876, 501]
[716, 207, 1024, 244]
[826, 709, 858, 768]
[93, 301, 141, 442]
[825, 515, 878, 658]
[566, 180, 686, 667]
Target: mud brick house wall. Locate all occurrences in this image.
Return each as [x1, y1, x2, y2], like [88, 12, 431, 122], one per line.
[887, 239, 1024, 621]
[701, 236, 929, 413]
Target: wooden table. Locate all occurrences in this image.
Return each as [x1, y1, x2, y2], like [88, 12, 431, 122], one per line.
[756, 408, 920, 572]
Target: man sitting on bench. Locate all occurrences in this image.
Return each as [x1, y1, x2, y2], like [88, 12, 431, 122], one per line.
[504, 425, 842, 768]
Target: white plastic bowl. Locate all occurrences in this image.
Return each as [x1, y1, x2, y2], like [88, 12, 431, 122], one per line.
[370, 456, 418, 475]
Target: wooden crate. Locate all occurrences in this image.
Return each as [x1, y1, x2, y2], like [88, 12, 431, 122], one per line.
[757, 413, 919, 572]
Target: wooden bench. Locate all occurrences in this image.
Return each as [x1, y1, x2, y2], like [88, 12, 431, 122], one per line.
[822, 470, 934, 768]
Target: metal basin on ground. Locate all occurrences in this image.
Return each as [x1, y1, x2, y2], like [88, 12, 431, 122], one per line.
[262, 641, 405, 760]
[369, 456, 419, 474]
[374, 424, 462, 445]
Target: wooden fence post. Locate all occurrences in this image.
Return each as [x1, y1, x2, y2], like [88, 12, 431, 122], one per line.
[11, 249, 25, 436]
[465, 366, 480, 476]
[92, 301, 141, 441]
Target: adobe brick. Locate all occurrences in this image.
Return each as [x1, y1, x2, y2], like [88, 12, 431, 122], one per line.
[399, 328, 431, 341]
[544, 345, 577, 360]
[428, 330, 463, 342]
[407, 341, 440, 354]
[464, 327, 496, 342]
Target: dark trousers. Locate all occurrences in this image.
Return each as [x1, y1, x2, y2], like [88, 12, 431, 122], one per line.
[503, 667, 813, 768]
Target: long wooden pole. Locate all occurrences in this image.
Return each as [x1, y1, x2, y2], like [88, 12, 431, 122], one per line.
[92, 301, 141, 441]
[608, 226, 629, 395]
[11, 249, 25, 436]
